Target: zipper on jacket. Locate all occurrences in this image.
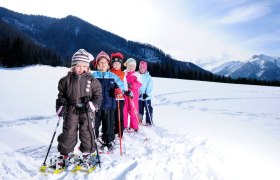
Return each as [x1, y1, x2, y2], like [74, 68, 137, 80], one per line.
[76, 75, 81, 105]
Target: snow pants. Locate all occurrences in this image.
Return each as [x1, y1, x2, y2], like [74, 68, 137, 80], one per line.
[95, 109, 115, 144]
[123, 95, 139, 130]
[139, 99, 153, 124]
[57, 106, 96, 155]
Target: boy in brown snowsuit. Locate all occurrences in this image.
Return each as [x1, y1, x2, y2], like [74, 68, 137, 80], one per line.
[54, 49, 102, 169]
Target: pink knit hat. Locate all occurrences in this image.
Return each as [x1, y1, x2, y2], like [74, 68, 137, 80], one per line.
[93, 51, 110, 67]
[139, 61, 147, 71]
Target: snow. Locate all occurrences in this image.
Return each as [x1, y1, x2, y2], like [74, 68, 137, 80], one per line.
[1, 65, 280, 180]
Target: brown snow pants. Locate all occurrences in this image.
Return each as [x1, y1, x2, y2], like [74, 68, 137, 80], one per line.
[57, 106, 96, 155]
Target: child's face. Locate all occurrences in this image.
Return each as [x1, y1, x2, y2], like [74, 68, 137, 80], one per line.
[74, 62, 89, 75]
[139, 66, 146, 74]
[112, 62, 121, 70]
[127, 64, 136, 72]
[98, 58, 109, 72]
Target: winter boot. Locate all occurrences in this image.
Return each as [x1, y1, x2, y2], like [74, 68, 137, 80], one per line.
[80, 153, 99, 169]
[49, 154, 68, 170]
[107, 143, 114, 151]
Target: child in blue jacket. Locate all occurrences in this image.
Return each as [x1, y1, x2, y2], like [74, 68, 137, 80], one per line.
[138, 61, 153, 125]
[92, 51, 125, 151]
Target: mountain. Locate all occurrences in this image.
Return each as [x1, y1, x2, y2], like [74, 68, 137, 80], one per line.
[212, 61, 243, 76]
[0, 7, 209, 75]
[211, 54, 280, 81]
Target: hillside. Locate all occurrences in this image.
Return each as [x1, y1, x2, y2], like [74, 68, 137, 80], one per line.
[0, 6, 209, 75]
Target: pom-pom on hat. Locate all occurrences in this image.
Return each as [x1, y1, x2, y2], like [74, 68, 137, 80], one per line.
[124, 58, 136, 67]
[71, 49, 93, 66]
[93, 51, 110, 67]
[111, 52, 124, 64]
[139, 61, 147, 71]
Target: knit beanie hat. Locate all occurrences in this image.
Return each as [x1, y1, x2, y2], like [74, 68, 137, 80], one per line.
[71, 49, 93, 66]
[139, 61, 147, 71]
[111, 52, 124, 64]
[124, 58, 136, 67]
[96, 51, 110, 63]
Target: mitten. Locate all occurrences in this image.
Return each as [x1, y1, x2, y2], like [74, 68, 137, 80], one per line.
[56, 106, 66, 117]
[125, 90, 134, 98]
[114, 88, 123, 98]
[142, 93, 149, 99]
[81, 96, 90, 104]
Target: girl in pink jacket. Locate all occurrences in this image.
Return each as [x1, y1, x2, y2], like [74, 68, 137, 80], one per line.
[123, 58, 142, 132]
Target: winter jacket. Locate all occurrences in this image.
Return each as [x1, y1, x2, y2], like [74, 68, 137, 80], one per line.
[123, 71, 142, 130]
[92, 71, 125, 110]
[110, 68, 128, 100]
[57, 72, 102, 109]
[126, 71, 142, 93]
[139, 71, 153, 100]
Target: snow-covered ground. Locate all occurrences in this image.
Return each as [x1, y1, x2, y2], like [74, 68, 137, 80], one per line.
[0, 65, 280, 180]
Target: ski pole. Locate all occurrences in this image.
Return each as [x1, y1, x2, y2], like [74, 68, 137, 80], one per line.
[145, 100, 153, 125]
[129, 98, 148, 141]
[117, 97, 123, 156]
[91, 119, 101, 168]
[40, 113, 62, 172]
[86, 109, 101, 168]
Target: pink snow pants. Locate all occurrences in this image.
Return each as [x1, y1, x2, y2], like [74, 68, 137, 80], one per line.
[123, 93, 139, 130]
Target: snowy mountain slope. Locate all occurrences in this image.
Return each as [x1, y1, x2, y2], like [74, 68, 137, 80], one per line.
[211, 54, 280, 81]
[1, 65, 280, 180]
[250, 54, 280, 68]
[211, 61, 243, 76]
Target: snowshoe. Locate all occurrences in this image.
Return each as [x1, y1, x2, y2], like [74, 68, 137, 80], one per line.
[71, 153, 99, 173]
[48, 154, 67, 174]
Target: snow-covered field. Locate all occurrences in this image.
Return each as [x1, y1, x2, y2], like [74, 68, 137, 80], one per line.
[0, 65, 280, 180]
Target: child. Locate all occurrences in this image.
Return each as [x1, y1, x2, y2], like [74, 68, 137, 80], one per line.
[110, 52, 127, 138]
[138, 61, 153, 125]
[55, 49, 102, 169]
[92, 51, 125, 151]
[123, 58, 142, 132]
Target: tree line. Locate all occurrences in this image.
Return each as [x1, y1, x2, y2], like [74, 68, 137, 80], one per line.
[148, 62, 280, 87]
[0, 36, 62, 67]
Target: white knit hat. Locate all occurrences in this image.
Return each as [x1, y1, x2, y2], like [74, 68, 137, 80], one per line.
[124, 58, 136, 67]
[71, 49, 93, 66]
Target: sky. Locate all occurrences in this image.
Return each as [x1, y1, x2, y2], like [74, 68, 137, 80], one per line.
[1, 65, 280, 179]
[1, 0, 280, 67]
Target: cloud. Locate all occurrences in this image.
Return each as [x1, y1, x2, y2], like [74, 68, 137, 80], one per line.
[1, 0, 277, 66]
[242, 29, 280, 52]
[214, 2, 270, 24]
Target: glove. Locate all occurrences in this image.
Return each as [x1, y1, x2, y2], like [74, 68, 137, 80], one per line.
[56, 98, 67, 117]
[125, 90, 134, 98]
[80, 96, 90, 104]
[114, 88, 123, 97]
[56, 98, 67, 108]
[142, 93, 149, 99]
[56, 106, 66, 117]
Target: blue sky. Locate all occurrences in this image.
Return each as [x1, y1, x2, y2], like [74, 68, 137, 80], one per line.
[1, 0, 280, 67]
